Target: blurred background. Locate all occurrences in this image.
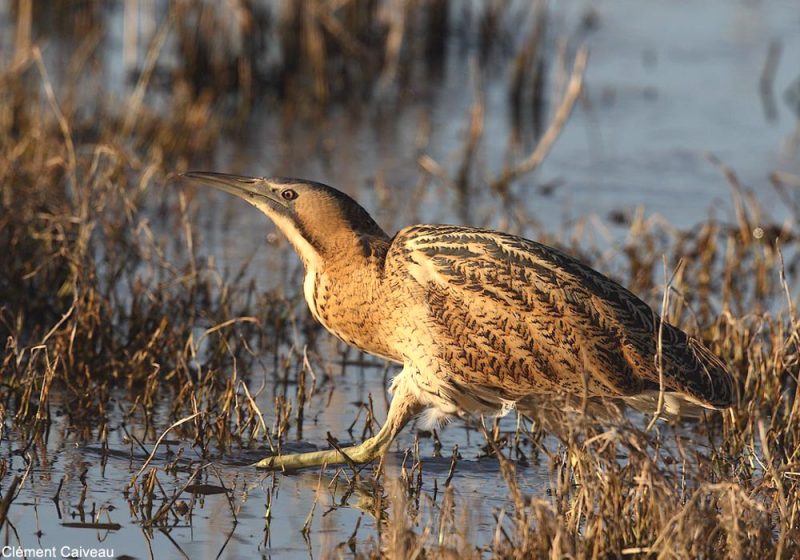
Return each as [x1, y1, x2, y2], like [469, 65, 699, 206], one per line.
[1, 1, 800, 558]
[3, 0, 798, 232]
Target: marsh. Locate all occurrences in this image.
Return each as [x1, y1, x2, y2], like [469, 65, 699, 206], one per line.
[1, 1, 798, 558]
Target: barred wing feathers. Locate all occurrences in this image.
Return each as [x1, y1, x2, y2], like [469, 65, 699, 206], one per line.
[391, 225, 735, 408]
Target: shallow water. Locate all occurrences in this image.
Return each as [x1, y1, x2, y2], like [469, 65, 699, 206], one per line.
[3, 0, 799, 558]
[3, 378, 554, 558]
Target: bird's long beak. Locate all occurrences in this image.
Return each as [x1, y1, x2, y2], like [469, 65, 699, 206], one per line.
[182, 171, 261, 197]
[182, 171, 281, 206]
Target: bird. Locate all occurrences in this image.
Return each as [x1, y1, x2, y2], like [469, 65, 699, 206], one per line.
[182, 172, 736, 471]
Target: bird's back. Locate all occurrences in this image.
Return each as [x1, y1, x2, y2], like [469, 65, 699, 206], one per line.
[386, 225, 735, 411]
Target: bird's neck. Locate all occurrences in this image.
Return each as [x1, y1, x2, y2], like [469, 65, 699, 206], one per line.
[304, 233, 390, 307]
[313, 232, 390, 271]
[302, 234, 399, 361]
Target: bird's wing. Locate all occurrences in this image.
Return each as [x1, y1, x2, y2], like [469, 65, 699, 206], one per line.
[389, 225, 734, 407]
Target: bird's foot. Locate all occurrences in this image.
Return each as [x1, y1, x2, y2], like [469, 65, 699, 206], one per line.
[254, 439, 382, 471]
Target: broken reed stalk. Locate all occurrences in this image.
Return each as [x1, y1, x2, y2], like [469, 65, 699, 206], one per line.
[491, 45, 588, 193]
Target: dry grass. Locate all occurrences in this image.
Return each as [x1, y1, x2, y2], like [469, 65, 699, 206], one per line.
[1, 1, 799, 557]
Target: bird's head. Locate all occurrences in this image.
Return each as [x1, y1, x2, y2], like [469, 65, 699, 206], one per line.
[182, 172, 388, 267]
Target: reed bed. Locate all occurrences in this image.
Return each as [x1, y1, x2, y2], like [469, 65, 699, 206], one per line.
[1, 1, 799, 557]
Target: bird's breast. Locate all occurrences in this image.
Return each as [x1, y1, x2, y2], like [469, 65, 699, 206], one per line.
[305, 264, 402, 363]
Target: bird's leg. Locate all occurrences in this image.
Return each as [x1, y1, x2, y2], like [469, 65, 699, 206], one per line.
[254, 375, 422, 471]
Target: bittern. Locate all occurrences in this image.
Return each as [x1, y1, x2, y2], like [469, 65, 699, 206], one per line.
[183, 172, 736, 471]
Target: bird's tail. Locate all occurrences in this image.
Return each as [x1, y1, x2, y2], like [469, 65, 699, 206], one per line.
[682, 336, 738, 408]
[653, 329, 737, 410]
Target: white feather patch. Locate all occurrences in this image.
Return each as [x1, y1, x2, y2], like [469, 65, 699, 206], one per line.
[418, 408, 454, 430]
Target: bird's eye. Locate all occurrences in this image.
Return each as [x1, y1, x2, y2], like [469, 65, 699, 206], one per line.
[281, 189, 298, 201]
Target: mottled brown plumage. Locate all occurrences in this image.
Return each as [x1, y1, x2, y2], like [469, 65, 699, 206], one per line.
[183, 172, 736, 471]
